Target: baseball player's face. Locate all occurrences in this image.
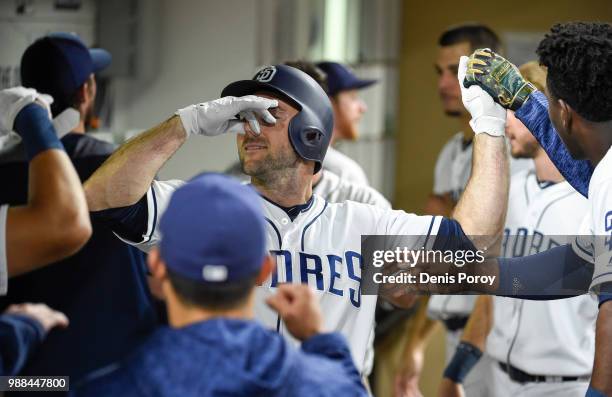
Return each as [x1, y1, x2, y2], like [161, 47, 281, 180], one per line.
[436, 42, 471, 117]
[332, 89, 367, 141]
[505, 110, 540, 159]
[237, 93, 302, 177]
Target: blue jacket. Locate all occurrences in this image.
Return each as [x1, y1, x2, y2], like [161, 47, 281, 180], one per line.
[0, 314, 44, 376]
[74, 318, 367, 397]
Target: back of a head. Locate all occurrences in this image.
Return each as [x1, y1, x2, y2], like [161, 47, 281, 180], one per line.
[20, 32, 110, 116]
[519, 61, 547, 92]
[439, 22, 501, 53]
[536, 22, 612, 122]
[159, 173, 267, 311]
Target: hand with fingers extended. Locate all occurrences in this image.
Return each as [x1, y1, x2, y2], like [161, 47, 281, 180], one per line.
[5, 303, 69, 334]
[463, 48, 537, 111]
[266, 284, 323, 341]
[176, 95, 278, 137]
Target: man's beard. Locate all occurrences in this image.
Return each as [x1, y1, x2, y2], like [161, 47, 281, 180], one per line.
[444, 110, 462, 117]
[240, 148, 301, 182]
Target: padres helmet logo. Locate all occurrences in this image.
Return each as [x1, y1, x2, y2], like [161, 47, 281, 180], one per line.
[254, 66, 277, 82]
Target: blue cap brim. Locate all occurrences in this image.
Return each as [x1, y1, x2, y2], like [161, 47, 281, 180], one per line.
[90, 48, 111, 72]
[349, 78, 378, 91]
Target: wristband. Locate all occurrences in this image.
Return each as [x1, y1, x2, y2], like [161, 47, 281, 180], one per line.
[443, 341, 482, 383]
[586, 386, 608, 397]
[13, 104, 64, 161]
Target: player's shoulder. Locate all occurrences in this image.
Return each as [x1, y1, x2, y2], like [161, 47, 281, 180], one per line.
[317, 171, 391, 209]
[323, 147, 368, 185]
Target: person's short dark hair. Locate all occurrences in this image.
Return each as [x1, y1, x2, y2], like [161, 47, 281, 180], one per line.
[439, 23, 501, 53]
[167, 268, 257, 310]
[284, 60, 329, 94]
[536, 22, 612, 122]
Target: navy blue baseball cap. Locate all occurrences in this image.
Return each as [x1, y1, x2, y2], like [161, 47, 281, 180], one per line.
[159, 173, 267, 284]
[20, 32, 111, 115]
[316, 61, 377, 96]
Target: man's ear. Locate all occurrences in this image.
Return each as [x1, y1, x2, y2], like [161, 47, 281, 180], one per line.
[256, 255, 275, 285]
[558, 98, 574, 134]
[74, 83, 87, 106]
[148, 247, 168, 281]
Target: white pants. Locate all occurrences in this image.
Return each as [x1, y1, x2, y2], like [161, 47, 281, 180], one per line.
[446, 329, 492, 397]
[486, 359, 589, 397]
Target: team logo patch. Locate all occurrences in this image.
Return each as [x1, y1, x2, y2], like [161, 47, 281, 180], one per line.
[254, 66, 276, 82]
[202, 265, 228, 282]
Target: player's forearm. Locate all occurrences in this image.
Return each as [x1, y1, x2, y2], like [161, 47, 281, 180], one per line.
[398, 297, 439, 371]
[459, 295, 491, 351]
[590, 301, 612, 396]
[85, 115, 187, 211]
[6, 150, 91, 276]
[403, 296, 439, 351]
[453, 134, 508, 250]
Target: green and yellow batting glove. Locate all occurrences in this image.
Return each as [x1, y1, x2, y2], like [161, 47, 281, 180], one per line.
[463, 48, 537, 111]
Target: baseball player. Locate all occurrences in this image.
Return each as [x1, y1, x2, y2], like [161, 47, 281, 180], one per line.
[82, 65, 509, 379]
[397, 24, 520, 397]
[440, 62, 597, 397]
[74, 173, 368, 397]
[0, 87, 89, 375]
[316, 61, 376, 186]
[433, 22, 612, 397]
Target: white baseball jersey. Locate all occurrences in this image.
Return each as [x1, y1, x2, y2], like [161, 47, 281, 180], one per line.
[488, 169, 597, 376]
[323, 146, 369, 186]
[572, 146, 612, 292]
[0, 204, 7, 295]
[428, 132, 534, 319]
[314, 170, 390, 209]
[119, 180, 442, 374]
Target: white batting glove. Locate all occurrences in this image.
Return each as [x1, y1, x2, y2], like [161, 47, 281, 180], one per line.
[176, 95, 277, 137]
[458, 56, 506, 137]
[0, 87, 53, 136]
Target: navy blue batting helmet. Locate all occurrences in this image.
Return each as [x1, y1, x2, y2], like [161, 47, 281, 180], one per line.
[221, 65, 333, 173]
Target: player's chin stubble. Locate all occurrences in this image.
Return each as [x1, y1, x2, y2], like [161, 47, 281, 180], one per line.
[240, 149, 300, 182]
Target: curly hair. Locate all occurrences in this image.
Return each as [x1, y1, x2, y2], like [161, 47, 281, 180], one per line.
[536, 22, 612, 122]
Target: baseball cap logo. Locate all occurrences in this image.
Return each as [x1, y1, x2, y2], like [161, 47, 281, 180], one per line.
[202, 265, 228, 282]
[254, 66, 276, 83]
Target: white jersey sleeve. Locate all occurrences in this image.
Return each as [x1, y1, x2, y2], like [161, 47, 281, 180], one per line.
[114, 179, 185, 252]
[0, 204, 7, 295]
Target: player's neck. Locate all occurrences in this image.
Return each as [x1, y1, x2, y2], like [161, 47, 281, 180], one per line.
[166, 292, 254, 328]
[583, 123, 612, 166]
[252, 169, 313, 207]
[533, 148, 563, 183]
[71, 119, 86, 134]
